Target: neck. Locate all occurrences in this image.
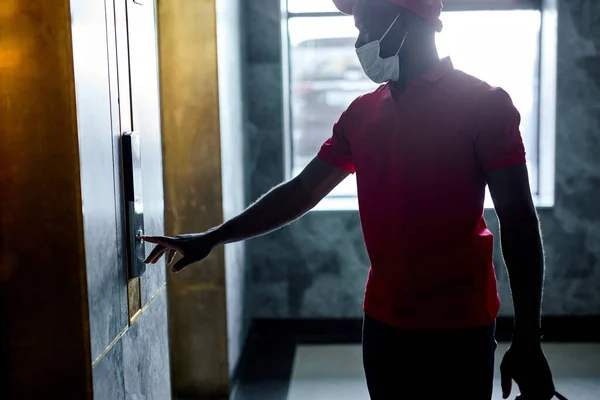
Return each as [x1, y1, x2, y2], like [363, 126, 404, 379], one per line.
[391, 46, 439, 91]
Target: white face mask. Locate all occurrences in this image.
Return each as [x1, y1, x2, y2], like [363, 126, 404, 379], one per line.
[355, 14, 408, 84]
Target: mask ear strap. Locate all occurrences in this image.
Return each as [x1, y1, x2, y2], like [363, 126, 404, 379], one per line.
[380, 13, 401, 42]
[395, 31, 408, 56]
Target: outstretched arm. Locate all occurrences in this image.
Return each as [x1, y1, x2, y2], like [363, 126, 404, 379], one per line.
[143, 156, 349, 271]
[211, 156, 350, 245]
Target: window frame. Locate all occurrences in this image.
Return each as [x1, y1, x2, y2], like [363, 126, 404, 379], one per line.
[280, 0, 557, 210]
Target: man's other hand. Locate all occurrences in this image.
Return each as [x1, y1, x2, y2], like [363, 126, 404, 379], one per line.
[500, 340, 556, 399]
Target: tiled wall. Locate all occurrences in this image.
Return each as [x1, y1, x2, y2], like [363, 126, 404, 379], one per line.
[244, 0, 600, 318]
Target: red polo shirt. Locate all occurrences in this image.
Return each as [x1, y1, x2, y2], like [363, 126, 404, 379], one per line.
[318, 57, 526, 329]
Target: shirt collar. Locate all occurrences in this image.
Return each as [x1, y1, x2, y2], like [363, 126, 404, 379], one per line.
[420, 56, 454, 82]
[386, 57, 454, 94]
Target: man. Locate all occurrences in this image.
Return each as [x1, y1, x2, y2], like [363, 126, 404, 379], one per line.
[144, 0, 558, 398]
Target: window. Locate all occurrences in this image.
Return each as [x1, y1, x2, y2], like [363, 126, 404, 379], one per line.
[283, 0, 555, 210]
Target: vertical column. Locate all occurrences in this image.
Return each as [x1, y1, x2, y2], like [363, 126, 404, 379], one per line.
[0, 0, 92, 397]
[157, 0, 230, 396]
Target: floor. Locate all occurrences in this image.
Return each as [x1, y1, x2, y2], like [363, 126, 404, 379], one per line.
[236, 343, 600, 400]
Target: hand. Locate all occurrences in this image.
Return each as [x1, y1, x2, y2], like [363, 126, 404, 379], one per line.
[142, 233, 216, 273]
[501, 339, 555, 400]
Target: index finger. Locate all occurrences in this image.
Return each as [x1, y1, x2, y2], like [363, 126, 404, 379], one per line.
[142, 235, 180, 249]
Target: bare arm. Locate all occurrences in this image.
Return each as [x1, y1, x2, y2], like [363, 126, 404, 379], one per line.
[209, 156, 350, 246]
[486, 163, 544, 337]
[143, 157, 349, 271]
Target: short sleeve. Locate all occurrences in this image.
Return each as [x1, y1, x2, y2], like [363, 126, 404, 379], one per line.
[317, 107, 356, 174]
[473, 88, 526, 172]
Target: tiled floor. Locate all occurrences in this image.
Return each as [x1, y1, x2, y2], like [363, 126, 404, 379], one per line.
[287, 343, 600, 400]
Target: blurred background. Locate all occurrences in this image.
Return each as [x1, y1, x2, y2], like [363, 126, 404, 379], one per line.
[1, 0, 598, 399]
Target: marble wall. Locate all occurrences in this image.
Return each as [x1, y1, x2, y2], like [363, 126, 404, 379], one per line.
[217, 0, 250, 377]
[537, 0, 600, 314]
[244, 0, 600, 318]
[93, 291, 171, 400]
[83, 0, 171, 397]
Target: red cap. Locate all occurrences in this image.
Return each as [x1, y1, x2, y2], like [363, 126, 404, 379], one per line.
[332, 0, 443, 32]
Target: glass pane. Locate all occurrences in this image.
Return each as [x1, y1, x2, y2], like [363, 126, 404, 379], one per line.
[288, 10, 541, 200]
[288, 0, 340, 13]
[437, 10, 541, 194]
[288, 16, 376, 197]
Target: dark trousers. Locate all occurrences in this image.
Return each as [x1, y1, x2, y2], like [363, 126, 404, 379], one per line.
[362, 314, 497, 400]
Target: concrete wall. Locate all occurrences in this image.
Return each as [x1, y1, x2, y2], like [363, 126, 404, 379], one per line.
[244, 0, 600, 318]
